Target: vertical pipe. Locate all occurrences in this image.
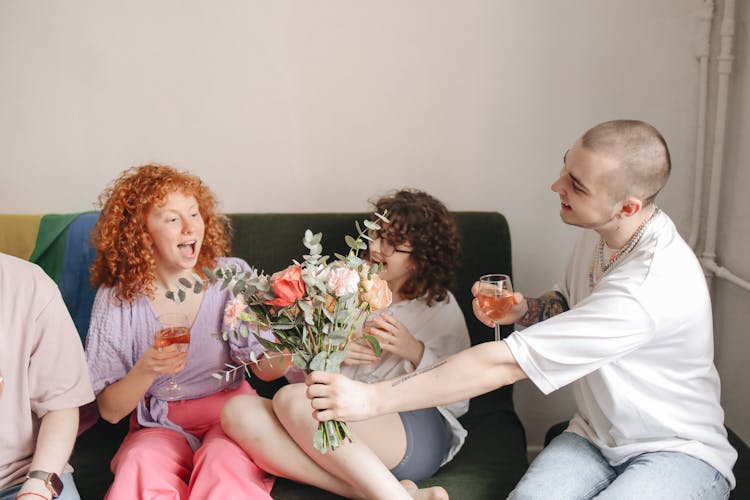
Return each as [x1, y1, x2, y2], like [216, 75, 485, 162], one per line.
[688, 1, 714, 250]
[703, 0, 735, 263]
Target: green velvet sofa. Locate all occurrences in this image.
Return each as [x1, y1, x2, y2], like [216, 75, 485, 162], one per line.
[66, 212, 529, 499]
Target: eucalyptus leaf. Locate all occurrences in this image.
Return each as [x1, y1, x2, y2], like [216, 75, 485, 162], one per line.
[178, 289, 186, 303]
[271, 323, 296, 330]
[363, 335, 382, 357]
[328, 329, 348, 346]
[194, 281, 203, 294]
[253, 333, 283, 352]
[363, 219, 380, 231]
[292, 352, 310, 370]
[203, 267, 216, 281]
[178, 277, 193, 289]
[309, 351, 328, 371]
[239, 323, 249, 338]
[344, 235, 358, 250]
[325, 350, 347, 373]
[374, 211, 389, 223]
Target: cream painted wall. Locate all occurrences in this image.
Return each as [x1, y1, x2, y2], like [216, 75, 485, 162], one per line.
[3, 0, 742, 452]
[713, 0, 750, 443]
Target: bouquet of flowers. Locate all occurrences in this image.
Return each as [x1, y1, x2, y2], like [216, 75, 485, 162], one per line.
[170, 214, 392, 453]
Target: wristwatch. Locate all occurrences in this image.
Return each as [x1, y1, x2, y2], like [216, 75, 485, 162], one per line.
[26, 470, 63, 498]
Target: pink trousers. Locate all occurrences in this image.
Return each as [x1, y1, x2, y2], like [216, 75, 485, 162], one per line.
[106, 381, 274, 500]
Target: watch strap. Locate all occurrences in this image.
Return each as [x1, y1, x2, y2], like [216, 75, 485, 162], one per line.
[26, 470, 63, 498]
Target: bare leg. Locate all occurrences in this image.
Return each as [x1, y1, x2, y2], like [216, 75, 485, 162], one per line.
[221, 394, 361, 498]
[273, 383, 413, 500]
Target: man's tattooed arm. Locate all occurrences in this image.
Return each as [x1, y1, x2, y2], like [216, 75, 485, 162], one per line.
[518, 291, 569, 327]
[391, 360, 448, 388]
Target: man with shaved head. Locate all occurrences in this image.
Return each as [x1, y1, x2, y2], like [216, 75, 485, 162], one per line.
[307, 120, 736, 499]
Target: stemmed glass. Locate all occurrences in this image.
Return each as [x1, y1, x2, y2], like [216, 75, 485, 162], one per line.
[0, 367, 4, 399]
[477, 274, 514, 341]
[153, 313, 191, 400]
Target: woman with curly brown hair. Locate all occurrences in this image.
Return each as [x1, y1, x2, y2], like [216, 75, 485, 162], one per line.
[220, 189, 470, 500]
[85, 164, 286, 500]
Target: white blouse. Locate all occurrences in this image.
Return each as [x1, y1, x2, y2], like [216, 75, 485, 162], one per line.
[343, 292, 472, 465]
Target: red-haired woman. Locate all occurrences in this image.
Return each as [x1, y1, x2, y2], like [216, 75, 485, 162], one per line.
[221, 189, 471, 500]
[85, 164, 287, 499]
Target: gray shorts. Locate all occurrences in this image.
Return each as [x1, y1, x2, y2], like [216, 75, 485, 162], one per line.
[389, 407, 452, 481]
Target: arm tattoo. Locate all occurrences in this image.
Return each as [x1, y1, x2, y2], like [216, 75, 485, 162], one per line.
[518, 291, 569, 327]
[391, 359, 448, 388]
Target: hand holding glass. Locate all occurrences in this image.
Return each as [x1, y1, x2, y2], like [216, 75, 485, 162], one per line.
[477, 274, 514, 341]
[153, 313, 191, 400]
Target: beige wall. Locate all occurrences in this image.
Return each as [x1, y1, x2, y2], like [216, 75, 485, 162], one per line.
[1, 0, 746, 451]
[713, 0, 750, 443]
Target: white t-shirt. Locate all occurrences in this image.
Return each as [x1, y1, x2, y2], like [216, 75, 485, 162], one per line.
[504, 211, 737, 487]
[344, 292, 472, 465]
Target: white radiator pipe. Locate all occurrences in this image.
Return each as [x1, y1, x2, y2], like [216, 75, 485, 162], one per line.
[702, 258, 750, 291]
[700, 0, 750, 294]
[687, 0, 714, 250]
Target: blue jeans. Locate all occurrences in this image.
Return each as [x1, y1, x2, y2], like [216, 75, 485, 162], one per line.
[508, 432, 730, 500]
[0, 473, 80, 500]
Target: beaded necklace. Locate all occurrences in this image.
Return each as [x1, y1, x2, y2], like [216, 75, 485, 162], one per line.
[588, 206, 660, 290]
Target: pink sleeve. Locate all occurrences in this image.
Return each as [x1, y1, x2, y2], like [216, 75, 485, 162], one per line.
[28, 283, 95, 416]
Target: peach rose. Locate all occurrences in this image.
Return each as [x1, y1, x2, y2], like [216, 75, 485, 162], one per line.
[223, 294, 247, 330]
[361, 274, 392, 310]
[265, 264, 306, 307]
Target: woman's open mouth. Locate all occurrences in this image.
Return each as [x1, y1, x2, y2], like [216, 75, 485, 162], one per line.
[177, 240, 197, 258]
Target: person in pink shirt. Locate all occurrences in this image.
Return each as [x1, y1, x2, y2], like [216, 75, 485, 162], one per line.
[0, 253, 95, 500]
[85, 164, 289, 500]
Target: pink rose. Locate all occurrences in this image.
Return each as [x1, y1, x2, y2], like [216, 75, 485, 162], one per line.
[327, 266, 360, 297]
[265, 264, 306, 307]
[224, 294, 247, 330]
[361, 274, 392, 310]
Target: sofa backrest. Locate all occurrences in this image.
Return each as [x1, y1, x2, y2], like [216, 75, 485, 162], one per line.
[0, 210, 516, 415]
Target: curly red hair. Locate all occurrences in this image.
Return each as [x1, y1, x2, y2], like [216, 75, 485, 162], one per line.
[370, 189, 462, 306]
[90, 164, 231, 302]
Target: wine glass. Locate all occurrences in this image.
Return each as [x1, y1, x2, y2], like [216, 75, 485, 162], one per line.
[153, 313, 191, 400]
[477, 274, 514, 341]
[0, 367, 4, 399]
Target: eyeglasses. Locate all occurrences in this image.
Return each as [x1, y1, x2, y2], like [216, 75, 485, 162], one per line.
[367, 230, 413, 257]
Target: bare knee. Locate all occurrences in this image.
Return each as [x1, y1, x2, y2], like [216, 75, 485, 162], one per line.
[220, 394, 270, 437]
[272, 383, 311, 425]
